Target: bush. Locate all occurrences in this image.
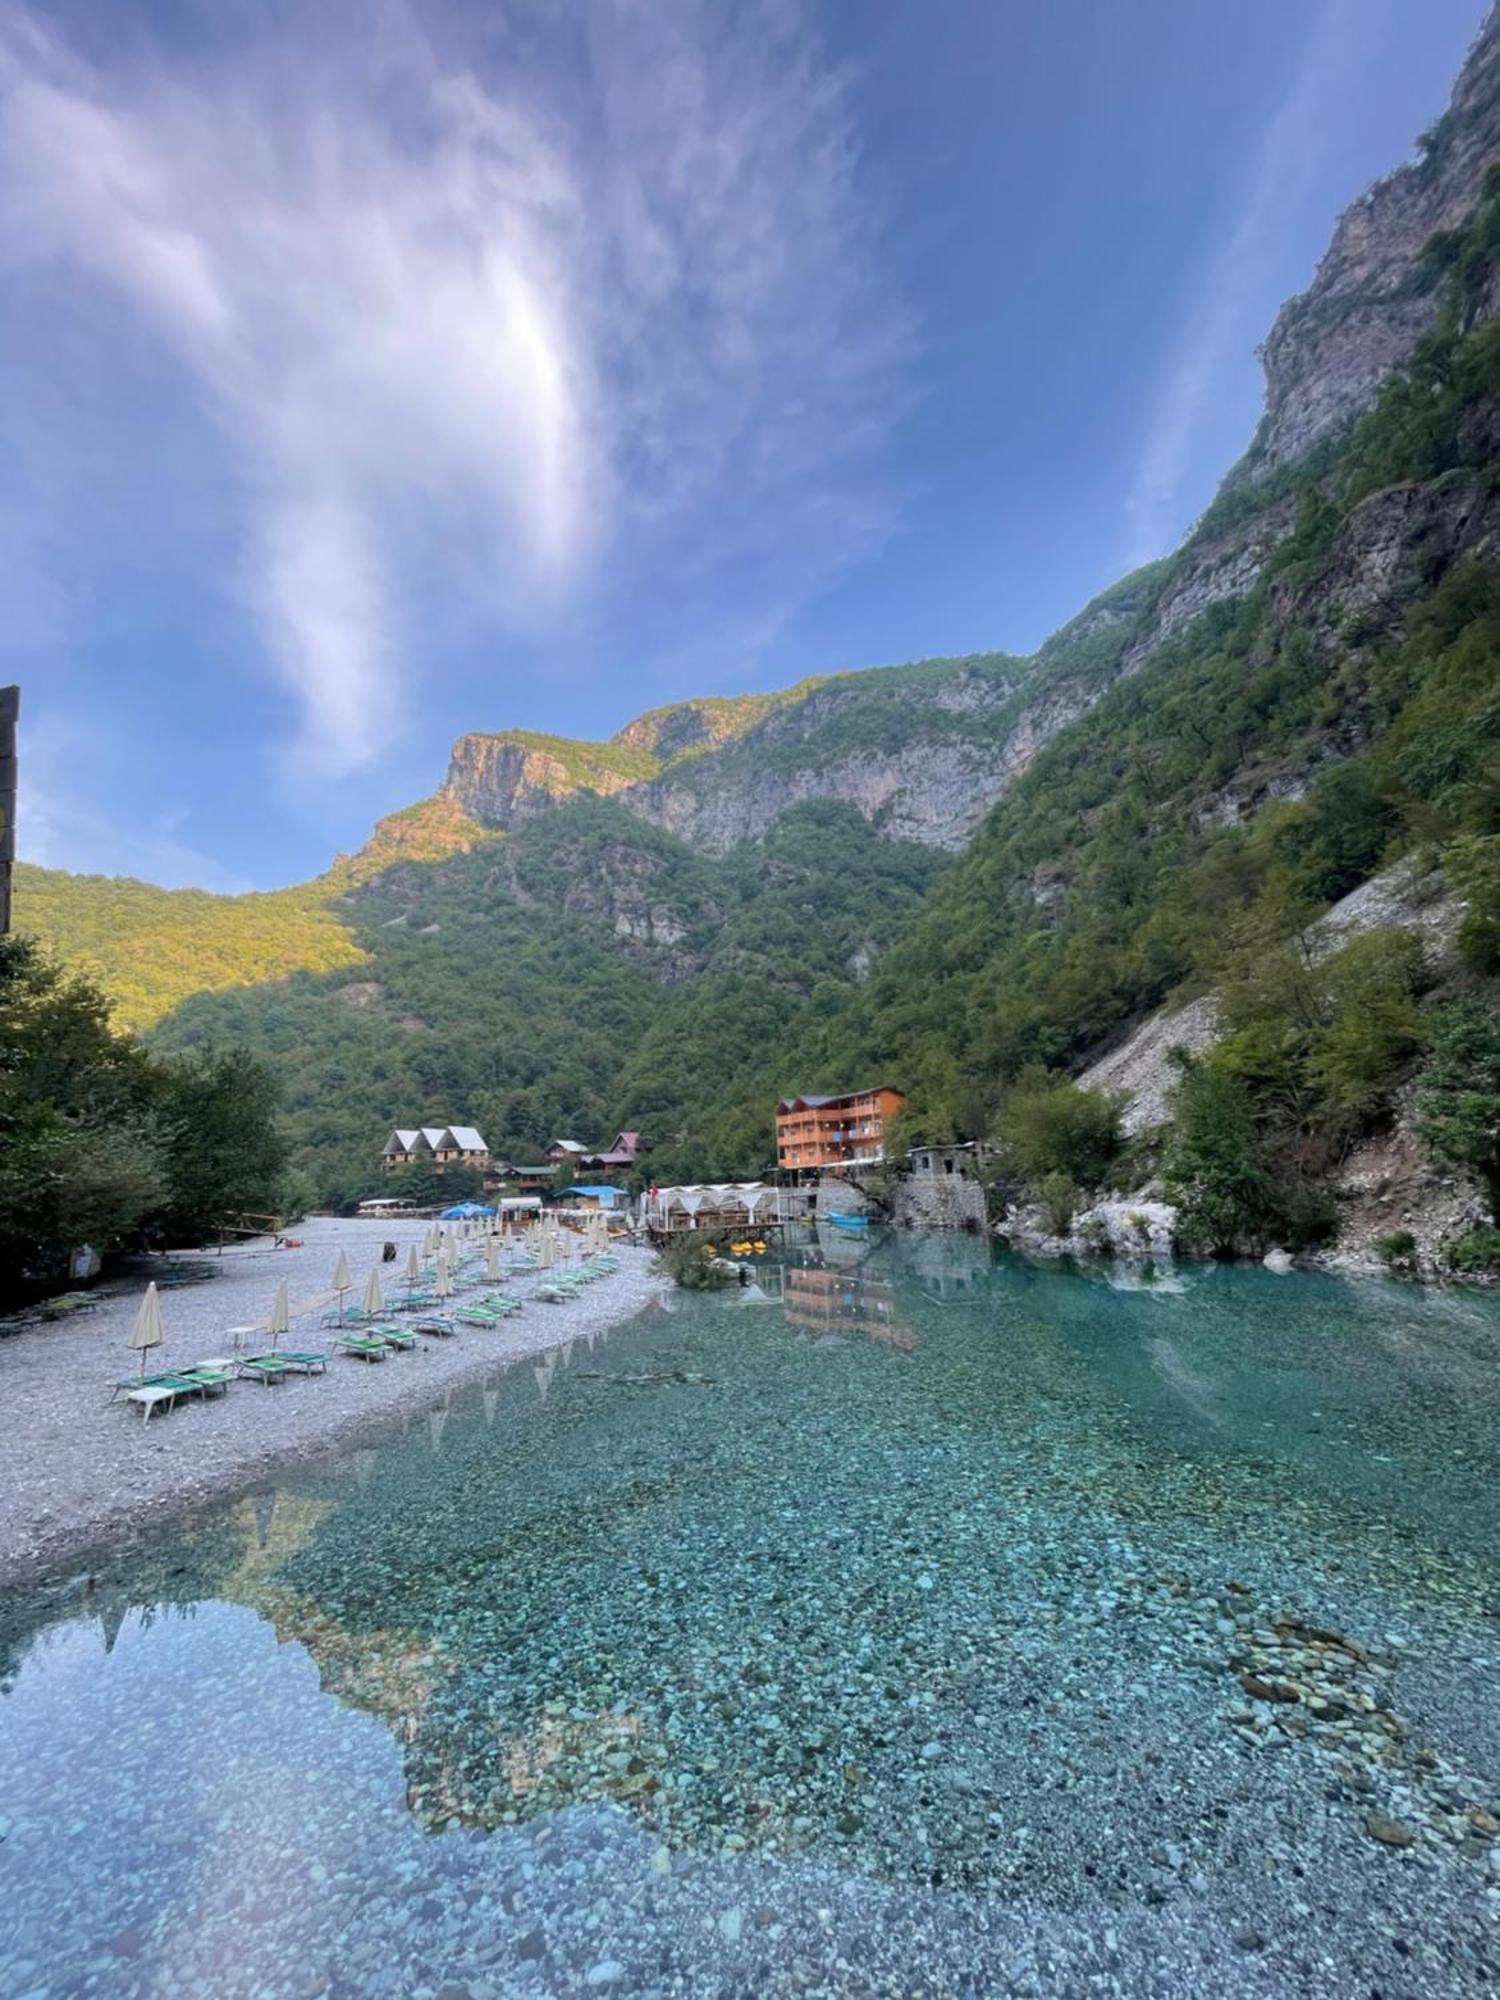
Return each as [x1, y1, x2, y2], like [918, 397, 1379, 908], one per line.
[1441, 1226, 1500, 1275]
[1037, 1171, 1079, 1236]
[655, 1232, 739, 1290]
[1376, 1228, 1418, 1269]
[1417, 996, 1500, 1217]
[999, 1068, 1123, 1191]
[1164, 1055, 1283, 1256]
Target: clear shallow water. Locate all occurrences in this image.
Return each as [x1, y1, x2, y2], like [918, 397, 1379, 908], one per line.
[3, 1237, 1500, 1998]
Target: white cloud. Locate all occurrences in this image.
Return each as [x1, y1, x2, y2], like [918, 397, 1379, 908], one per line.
[0, 0, 906, 783]
[1121, 0, 1387, 568]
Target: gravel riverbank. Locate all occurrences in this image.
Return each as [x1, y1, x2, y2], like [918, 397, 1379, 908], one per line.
[0, 1217, 663, 1590]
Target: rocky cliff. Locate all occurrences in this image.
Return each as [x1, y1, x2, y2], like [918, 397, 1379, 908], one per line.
[1253, 12, 1500, 475]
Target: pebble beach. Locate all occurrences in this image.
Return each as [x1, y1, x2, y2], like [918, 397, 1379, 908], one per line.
[0, 1216, 662, 1590]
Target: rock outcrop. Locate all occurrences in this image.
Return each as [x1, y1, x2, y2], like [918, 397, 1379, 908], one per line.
[1252, 13, 1500, 475]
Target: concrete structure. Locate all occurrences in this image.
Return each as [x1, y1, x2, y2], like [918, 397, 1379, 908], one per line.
[775, 1087, 906, 1171]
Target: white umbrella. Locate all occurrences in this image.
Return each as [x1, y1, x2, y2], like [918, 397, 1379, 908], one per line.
[361, 1269, 383, 1320]
[405, 1243, 421, 1288]
[485, 1237, 500, 1282]
[434, 1254, 452, 1303]
[269, 1278, 290, 1353]
[128, 1282, 165, 1380]
[332, 1249, 352, 1320]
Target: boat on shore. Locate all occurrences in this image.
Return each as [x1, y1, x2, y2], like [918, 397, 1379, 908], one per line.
[825, 1212, 871, 1234]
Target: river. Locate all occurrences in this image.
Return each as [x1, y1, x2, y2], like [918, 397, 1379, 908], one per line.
[2, 1235, 1497, 1997]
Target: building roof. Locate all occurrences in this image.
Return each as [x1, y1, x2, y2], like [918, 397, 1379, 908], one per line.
[383, 1123, 488, 1154]
[549, 1138, 588, 1154]
[776, 1086, 900, 1113]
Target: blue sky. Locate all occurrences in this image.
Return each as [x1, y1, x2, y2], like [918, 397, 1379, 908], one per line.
[3, 0, 1485, 890]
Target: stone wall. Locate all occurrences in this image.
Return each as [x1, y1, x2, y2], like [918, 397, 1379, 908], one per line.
[892, 1172, 987, 1232]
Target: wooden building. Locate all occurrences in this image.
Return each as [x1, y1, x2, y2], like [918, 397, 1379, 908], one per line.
[381, 1125, 490, 1174]
[775, 1086, 906, 1172]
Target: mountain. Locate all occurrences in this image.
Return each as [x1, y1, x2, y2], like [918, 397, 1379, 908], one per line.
[16, 13, 1500, 1244]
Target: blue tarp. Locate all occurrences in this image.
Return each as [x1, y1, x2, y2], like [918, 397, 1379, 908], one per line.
[441, 1201, 493, 1218]
[567, 1185, 623, 1205]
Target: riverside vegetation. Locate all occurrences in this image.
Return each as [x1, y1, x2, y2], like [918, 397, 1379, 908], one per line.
[12, 30, 1500, 1277]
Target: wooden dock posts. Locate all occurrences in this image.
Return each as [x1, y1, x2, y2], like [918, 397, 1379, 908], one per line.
[0, 685, 17, 936]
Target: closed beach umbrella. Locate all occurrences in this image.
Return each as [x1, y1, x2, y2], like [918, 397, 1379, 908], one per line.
[332, 1248, 352, 1319]
[485, 1237, 500, 1282]
[405, 1243, 421, 1289]
[362, 1269, 383, 1319]
[128, 1282, 165, 1380]
[269, 1278, 290, 1353]
[434, 1254, 452, 1302]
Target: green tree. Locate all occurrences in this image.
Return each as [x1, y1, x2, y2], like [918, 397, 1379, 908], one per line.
[0, 937, 163, 1292]
[1164, 1056, 1281, 1256]
[150, 1047, 289, 1244]
[1416, 995, 1500, 1216]
[998, 1067, 1123, 1190]
[381, 1160, 485, 1209]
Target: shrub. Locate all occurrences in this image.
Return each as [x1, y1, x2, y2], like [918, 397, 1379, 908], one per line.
[999, 1068, 1123, 1191]
[1416, 996, 1500, 1217]
[1164, 1055, 1283, 1256]
[1037, 1172, 1079, 1236]
[655, 1232, 738, 1290]
[1441, 1226, 1500, 1275]
[1376, 1228, 1418, 1269]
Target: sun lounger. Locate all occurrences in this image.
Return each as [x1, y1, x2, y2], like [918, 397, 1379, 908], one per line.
[366, 1324, 418, 1350]
[125, 1382, 185, 1421]
[412, 1317, 456, 1337]
[336, 1335, 389, 1361]
[238, 1356, 293, 1384]
[112, 1367, 230, 1404]
[242, 1349, 327, 1375]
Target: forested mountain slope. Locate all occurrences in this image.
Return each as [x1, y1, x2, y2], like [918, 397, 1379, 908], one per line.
[150, 801, 942, 1203]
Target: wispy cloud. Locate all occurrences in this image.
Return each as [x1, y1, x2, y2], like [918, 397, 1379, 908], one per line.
[0, 0, 906, 780]
[1121, 0, 1388, 567]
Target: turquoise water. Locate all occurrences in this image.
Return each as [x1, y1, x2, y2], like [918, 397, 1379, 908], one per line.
[3, 1237, 1499, 1998]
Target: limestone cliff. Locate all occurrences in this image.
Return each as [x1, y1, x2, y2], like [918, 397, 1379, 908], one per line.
[1252, 12, 1500, 475]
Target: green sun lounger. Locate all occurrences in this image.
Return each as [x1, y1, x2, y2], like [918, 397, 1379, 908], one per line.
[336, 1335, 389, 1362]
[114, 1368, 229, 1416]
[412, 1317, 456, 1337]
[238, 1355, 294, 1384]
[366, 1324, 418, 1350]
[242, 1350, 327, 1375]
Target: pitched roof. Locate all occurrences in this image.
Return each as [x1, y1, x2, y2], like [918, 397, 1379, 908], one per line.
[549, 1138, 588, 1154]
[384, 1128, 424, 1153]
[446, 1126, 488, 1153]
[776, 1085, 900, 1112]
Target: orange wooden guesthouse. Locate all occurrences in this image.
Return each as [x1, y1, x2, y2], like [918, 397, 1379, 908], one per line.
[774, 1086, 906, 1171]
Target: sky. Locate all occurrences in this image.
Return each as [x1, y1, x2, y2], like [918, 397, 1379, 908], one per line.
[2, 0, 1487, 891]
